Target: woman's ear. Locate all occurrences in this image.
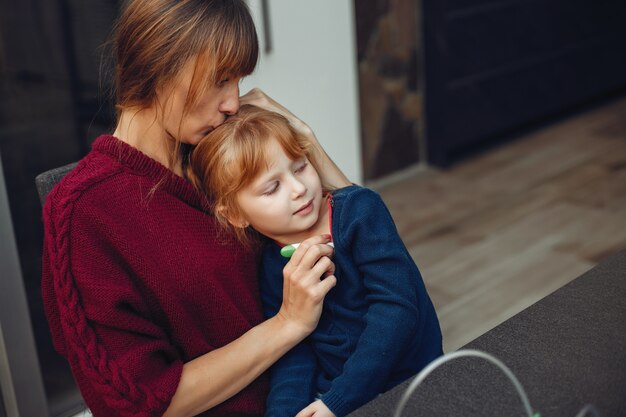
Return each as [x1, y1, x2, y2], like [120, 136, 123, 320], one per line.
[216, 205, 249, 229]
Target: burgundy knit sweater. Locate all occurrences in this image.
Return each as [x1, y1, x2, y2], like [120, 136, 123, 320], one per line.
[42, 135, 269, 417]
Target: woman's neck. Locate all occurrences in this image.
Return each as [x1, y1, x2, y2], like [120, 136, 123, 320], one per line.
[113, 108, 183, 176]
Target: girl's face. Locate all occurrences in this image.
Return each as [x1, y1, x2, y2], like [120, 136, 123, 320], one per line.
[159, 61, 241, 145]
[234, 138, 327, 245]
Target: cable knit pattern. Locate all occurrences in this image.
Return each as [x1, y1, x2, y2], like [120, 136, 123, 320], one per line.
[45, 161, 167, 415]
[42, 135, 269, 417]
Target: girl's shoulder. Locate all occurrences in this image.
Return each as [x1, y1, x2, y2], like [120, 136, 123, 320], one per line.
[329, 185, 384, 211]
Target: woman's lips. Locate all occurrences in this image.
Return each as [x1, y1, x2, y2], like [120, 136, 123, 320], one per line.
[294, 199, 313, 215]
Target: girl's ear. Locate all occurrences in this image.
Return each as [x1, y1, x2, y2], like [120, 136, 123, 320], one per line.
[216, 205, 249, 229]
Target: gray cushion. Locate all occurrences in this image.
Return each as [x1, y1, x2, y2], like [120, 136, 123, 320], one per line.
[35, 162, 78, 206]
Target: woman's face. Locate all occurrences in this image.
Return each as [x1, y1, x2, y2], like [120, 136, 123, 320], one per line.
[159, 61, 241, 145]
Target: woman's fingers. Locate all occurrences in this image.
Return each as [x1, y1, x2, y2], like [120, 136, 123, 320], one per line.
[284, 257, 334, 303]
[317, 273, 337, 294]
[239, 88, 313, 136]
[279, 235, 337, 334]
[310, 256, 335, 283]
[288, 234, 333, 266]
[240, 88, 279, 110]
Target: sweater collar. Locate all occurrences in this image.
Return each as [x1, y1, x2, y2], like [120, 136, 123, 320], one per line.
[91, 135, 209, 211]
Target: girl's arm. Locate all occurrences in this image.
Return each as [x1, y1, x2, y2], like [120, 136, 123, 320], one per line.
[318, 187, 441, 417]
[240, 88, 352, 189]
[163, 236, 336, 417]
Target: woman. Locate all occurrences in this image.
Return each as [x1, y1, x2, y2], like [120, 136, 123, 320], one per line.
[41, 1, 350, 416]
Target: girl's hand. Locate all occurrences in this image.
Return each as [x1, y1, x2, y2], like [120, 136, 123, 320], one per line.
[295, 399, 336, 417]
[278, 234, 337, 337]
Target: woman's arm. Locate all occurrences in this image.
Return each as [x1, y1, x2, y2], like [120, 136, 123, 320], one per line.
[240, 88, 352, 189]
[164, 235, 337, 417]
[259, 246, 319, 417]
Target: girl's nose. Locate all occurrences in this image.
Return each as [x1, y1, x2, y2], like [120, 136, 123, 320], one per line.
[291, 177, 307, 199]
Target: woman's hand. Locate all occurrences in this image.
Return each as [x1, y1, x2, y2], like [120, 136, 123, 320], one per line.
[239, 88, 351, 188]
[240, 88, 313, 138]
[295, 400, 336, 417]
[278, 234, 337, 337]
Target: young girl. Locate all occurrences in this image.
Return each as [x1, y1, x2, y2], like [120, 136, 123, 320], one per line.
[188, 105, 443, 417]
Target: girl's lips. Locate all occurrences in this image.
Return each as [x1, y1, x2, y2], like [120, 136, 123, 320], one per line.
[294, 199, 313, 215]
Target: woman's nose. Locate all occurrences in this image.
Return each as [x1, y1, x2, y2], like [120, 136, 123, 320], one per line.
[220, 85, 240, 115]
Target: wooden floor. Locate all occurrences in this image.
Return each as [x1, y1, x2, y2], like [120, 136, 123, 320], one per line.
[371, 95, 626, 352]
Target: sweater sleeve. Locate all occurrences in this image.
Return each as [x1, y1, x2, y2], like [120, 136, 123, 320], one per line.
[260, 252, 317, 417]
[265, 342, 317, 417]
[320, 188, 422, 417]
[42, 191, 182, 417]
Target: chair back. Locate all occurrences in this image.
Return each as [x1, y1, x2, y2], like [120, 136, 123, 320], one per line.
[35, 162, 78, 205]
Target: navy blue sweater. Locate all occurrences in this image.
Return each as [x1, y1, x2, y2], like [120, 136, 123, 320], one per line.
[260, 186, 443, 417]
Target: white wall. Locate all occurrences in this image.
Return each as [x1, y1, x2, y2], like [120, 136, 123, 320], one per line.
[242, 0, 363, 183]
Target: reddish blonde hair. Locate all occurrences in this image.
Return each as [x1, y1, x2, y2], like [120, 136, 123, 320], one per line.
[188, 104, 325, 245]
[112, 0, 258, 167]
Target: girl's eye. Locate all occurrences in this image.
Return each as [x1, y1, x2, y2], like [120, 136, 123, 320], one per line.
[218, 78, 230, 87]
[263, 182, 279, 195]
